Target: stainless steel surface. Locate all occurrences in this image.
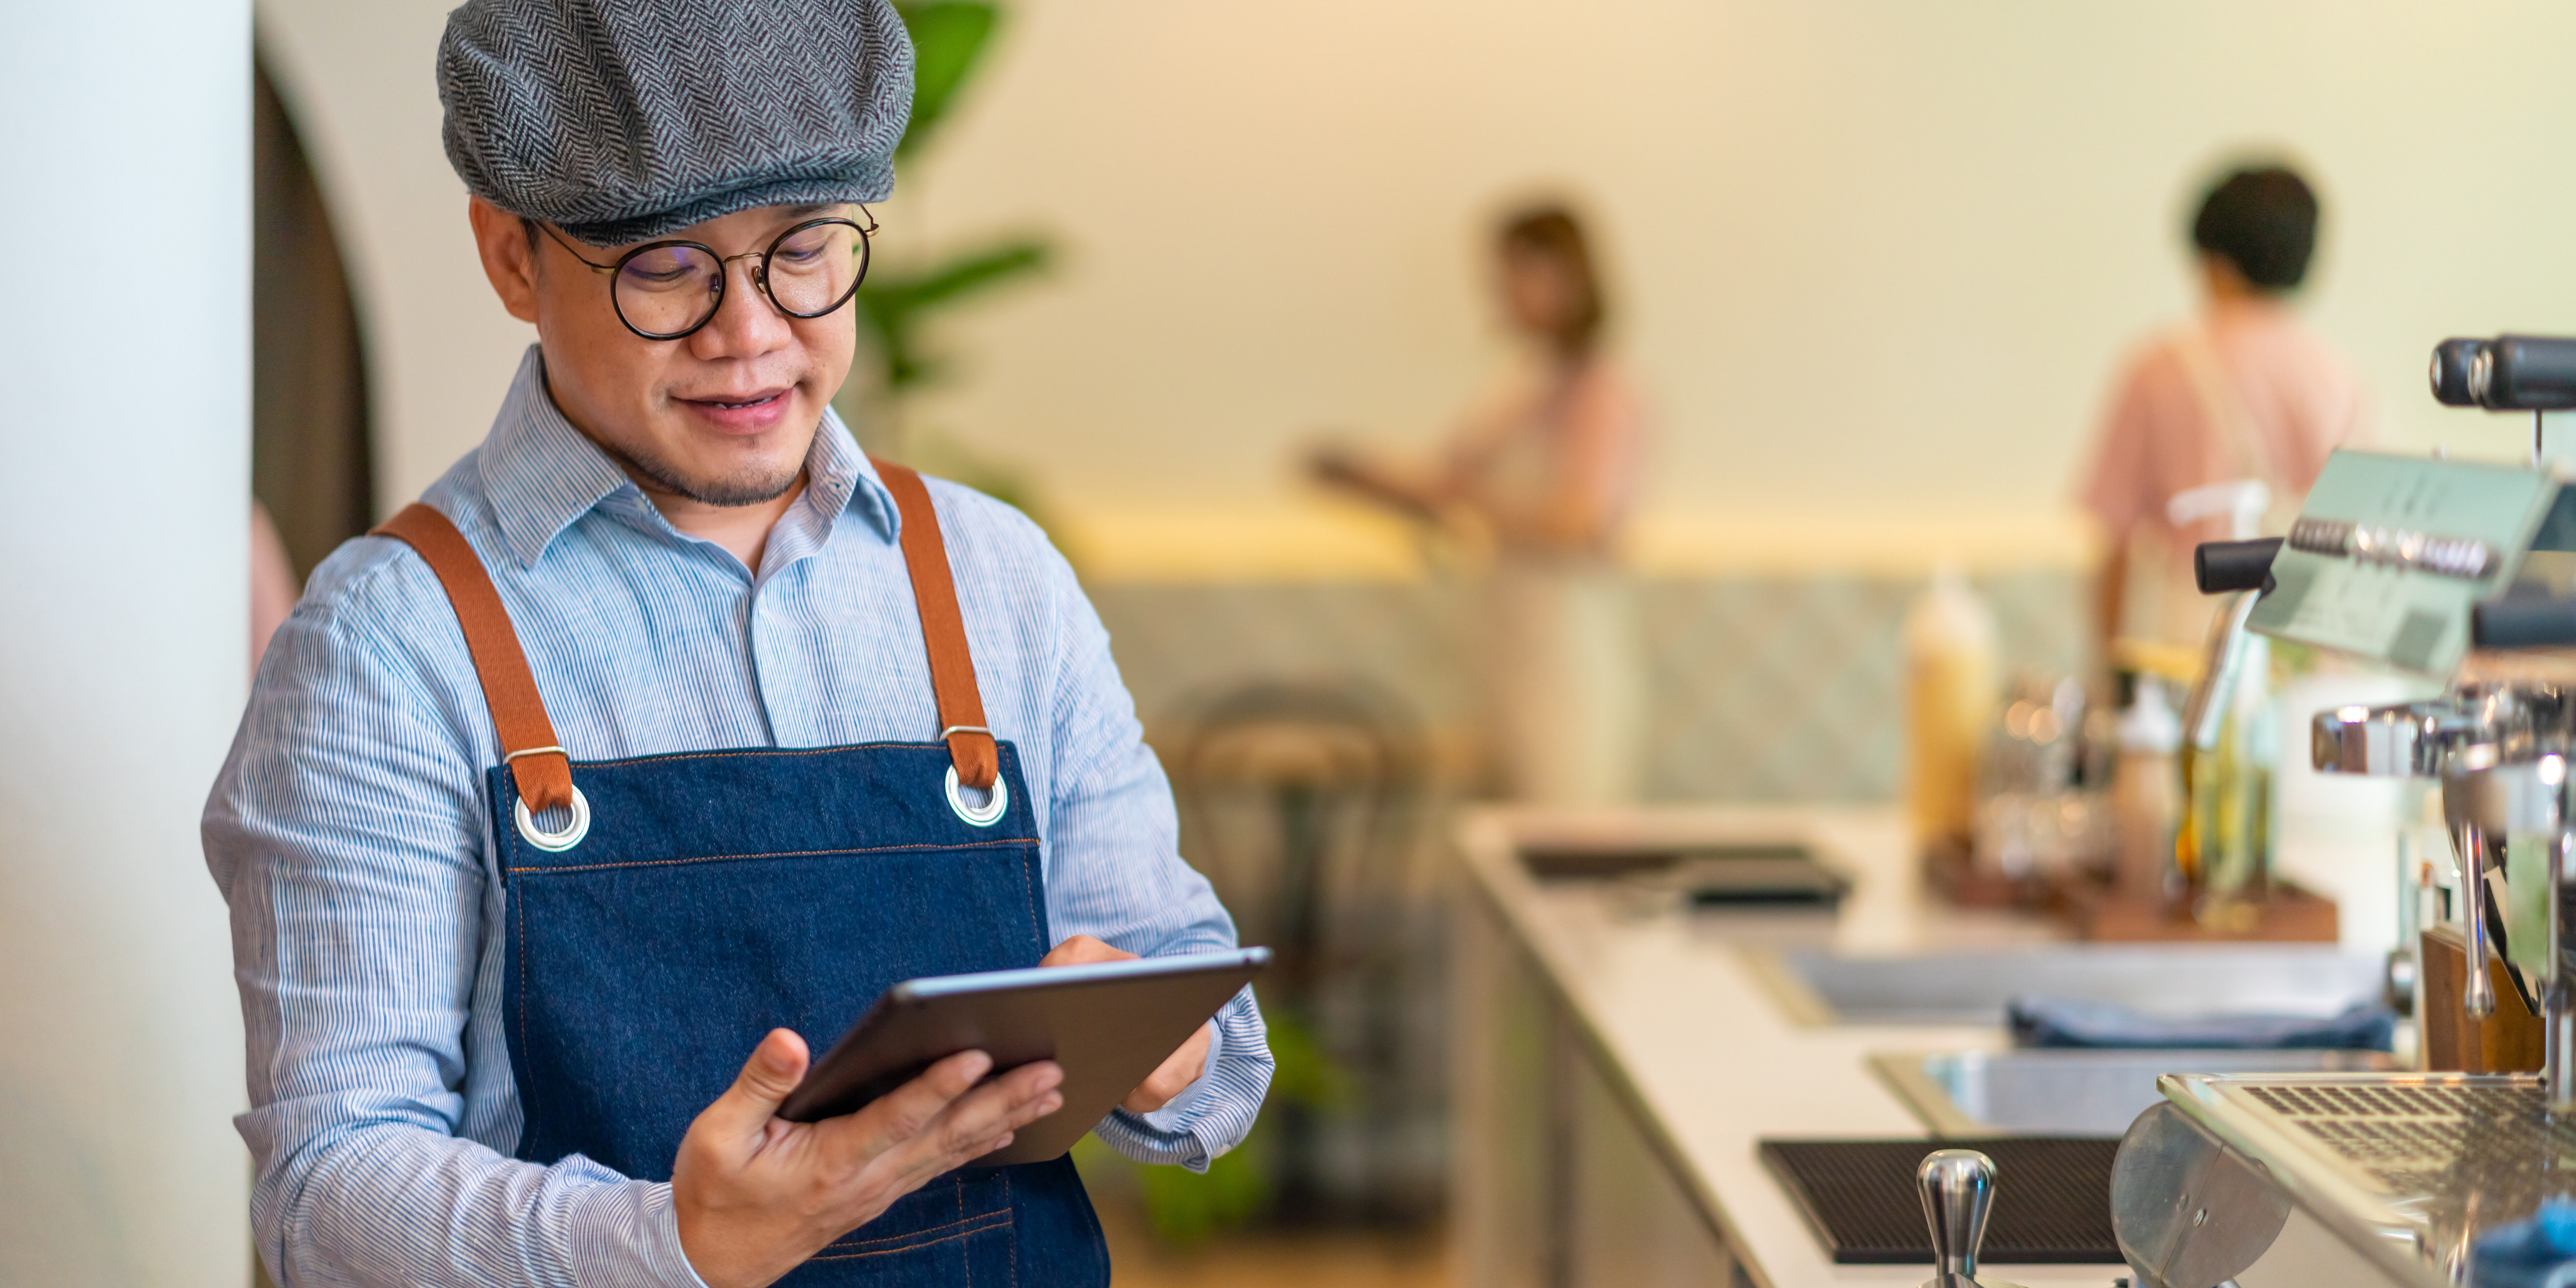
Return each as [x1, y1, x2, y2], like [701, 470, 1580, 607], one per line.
[2555, 827, 2576, 1114]
[2439, 747, 2566, 835]
[1873, 1048, 2399, 1137]
[1758, 945, 2386, 1027]
[2436, 754, 2568, 1022]
[2109, 1102, 2292, 1288]
[2310, 700, 2460, 777]
[2461, 820, 2499, 1019]
[2162, 1072, 2575, 1287]
[2386, 945, 2419, 1016]
[2285, 517, 2498, 581]
[1916, 1149, 2021, 1288]
[2304, 674, 2576, 1093]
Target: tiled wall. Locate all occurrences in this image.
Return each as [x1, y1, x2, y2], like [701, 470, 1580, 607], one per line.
[1091, 570, 2085, 802]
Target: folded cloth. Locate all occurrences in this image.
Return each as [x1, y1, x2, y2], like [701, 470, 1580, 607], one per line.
[2474, 1199, 2576, 1288]
[2006, 995, 2395, 1050]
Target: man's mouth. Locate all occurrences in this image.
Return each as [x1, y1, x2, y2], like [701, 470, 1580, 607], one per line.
[683, 388, 789, 411]
[674, 385, 798, 433]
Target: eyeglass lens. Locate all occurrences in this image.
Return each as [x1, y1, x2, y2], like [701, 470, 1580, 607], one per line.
[612, 219, 868, 339]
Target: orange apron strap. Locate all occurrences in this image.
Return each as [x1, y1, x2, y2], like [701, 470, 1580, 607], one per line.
[871, 461, 1001, 790]
[371, 504, 577, 813]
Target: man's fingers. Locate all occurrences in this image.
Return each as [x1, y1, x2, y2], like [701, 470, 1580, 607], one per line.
[841, 1060, 1063, 1183]
[697, 1029, 810, 1145]
[823, 1049, 995, 1163]
[1122, 1021, 1213, 1114]
[1039, 934, 1134, 968]
[910, 1080, 1065, 1178]
[925, 1065, 1065, 1160]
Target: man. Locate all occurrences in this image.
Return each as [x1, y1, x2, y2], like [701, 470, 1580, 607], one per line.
[2081, 163, 2372, 659]
[203, 2, 1270, 1285]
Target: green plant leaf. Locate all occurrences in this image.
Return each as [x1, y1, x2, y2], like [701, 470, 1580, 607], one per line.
[1256, 1003, 1351, 1108]
[856, 237, 1051, 394]
[1138, 1129, 1273, 1244]
[894, 2, 999, 160]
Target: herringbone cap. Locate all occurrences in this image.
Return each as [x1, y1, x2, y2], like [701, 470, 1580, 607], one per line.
[438, 0, 914, 244]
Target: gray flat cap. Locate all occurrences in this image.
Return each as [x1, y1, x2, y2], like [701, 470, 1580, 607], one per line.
[438, 0, 915, 244]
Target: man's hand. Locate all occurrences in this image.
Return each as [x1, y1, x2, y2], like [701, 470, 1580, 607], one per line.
[1039, 934, 1215, 1113]
[672, 1028, 1065, 1288]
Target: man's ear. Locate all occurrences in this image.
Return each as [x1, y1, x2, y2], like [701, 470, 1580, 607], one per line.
[467, 196, 541, 325]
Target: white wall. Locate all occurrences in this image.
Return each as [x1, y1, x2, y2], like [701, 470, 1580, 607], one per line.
[0, 2, 252, 1285]
[266, 1, 2576, 547]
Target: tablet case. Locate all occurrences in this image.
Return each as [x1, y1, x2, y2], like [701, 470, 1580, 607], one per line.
[778, 947, 1269, 1165]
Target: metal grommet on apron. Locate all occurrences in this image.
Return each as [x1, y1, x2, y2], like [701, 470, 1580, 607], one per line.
[939, 726, 1006, 826]
[367, 463, 1111, 1288]
[945, 764, 1008, 826]
[513, 785, 591, 851]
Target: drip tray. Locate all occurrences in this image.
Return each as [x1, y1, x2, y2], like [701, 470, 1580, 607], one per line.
[2182, 1072, 2573, 1251]
[1757, 1136, 2125, 1263]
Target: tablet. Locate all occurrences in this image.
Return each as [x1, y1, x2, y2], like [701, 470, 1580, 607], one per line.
[777, 946, 1270, 1166]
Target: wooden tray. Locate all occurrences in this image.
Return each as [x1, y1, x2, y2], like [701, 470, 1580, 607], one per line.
[2053, 879, 2338, 943]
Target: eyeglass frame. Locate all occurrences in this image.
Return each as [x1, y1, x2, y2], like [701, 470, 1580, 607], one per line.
[530, 208, 878, 341]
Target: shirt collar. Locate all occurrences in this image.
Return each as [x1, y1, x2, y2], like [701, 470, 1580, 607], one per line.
[477, 345, 899, 569]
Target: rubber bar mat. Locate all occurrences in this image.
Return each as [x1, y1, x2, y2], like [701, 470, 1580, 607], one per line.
[1757, 1136, 2124, 1264]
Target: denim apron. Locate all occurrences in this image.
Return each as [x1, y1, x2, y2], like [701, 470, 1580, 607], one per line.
[374, 462, 1111, 1287]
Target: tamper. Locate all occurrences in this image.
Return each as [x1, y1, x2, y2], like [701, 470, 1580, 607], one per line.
[1919, 1149, 2024, 1288]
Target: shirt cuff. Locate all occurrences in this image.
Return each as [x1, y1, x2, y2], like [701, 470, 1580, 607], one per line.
[566, 1178, 712, 1288]
[1092, 987, 1271, 1172]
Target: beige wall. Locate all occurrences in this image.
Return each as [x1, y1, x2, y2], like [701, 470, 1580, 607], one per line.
[265, 0, 2576, 570]
[1, 2, 252, 1283]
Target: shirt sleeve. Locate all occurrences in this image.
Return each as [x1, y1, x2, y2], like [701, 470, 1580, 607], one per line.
[203, 552, 710, 1288]
[1027, 543, 1275, 1171]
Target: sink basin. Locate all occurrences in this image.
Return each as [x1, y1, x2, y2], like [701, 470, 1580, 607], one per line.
[1749, 944, 2389, 1026]
[1871, 1047, 2399, 1136]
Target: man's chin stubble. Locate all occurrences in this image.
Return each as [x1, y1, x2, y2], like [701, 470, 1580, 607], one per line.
[600, 436, 804, 508]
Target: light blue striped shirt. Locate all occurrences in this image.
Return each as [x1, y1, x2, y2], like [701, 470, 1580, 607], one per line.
[203, 347, 1271, 1288]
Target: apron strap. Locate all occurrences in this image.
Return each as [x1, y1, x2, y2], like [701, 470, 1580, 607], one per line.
[370, 504, 578, 814]
[871, 460, 1001, 791]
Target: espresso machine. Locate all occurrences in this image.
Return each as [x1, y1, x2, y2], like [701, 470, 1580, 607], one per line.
[2111, 335, 2576, 1287]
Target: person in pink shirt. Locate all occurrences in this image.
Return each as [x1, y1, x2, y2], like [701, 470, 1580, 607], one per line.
[2081, 165, 2373, 657]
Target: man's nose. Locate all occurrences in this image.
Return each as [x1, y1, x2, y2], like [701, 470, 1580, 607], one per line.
[687, 254, 793, 359]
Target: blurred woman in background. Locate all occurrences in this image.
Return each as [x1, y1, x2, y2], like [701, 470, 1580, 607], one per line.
[1309, 204, 1647, 803]
[2082, 164, 2373, 664]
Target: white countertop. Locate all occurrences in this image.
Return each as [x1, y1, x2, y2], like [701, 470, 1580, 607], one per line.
[1455, 804, 2132, 1288]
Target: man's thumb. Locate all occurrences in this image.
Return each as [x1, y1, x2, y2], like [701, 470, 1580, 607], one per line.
[712, 1028, 809, 1130]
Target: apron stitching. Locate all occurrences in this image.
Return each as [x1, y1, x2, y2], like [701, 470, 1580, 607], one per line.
[822, 1210, 1006, 1247]
[1018, 852, 1040, 952]
[805, 1211, 1012, 1259]
[1003, 1170, 1018, 1288]
[506, 838, 1035, 877]
[514, 867, 531, 1123]
[956, 1175, 968, 1281]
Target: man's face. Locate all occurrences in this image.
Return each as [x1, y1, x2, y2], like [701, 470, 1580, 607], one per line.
[469, 199, 859, 507]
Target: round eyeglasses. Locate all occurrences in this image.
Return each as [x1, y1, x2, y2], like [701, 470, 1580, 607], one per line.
[536, 213, 875, 341]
